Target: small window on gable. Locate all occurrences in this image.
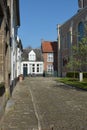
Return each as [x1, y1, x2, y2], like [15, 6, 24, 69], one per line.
[29, 50, 36, 61]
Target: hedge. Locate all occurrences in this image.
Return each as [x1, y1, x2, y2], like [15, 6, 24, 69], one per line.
[66, 72, 87, 78]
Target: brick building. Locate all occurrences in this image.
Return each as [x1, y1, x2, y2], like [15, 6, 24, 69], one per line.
[57, 0, 87, 77]
[41, 40, 58, 76]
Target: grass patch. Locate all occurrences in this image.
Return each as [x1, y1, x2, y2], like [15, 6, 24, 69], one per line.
[56, 78, 87, 90]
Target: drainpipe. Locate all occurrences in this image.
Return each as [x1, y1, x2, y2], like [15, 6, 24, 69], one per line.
[57, 24, 61, 77]
[10, 0, 14, 84]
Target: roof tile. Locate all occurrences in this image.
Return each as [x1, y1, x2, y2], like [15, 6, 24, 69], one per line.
[41, 41, 57, 52]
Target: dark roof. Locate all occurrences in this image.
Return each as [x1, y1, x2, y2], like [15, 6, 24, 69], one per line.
[22, 48, 43, 61]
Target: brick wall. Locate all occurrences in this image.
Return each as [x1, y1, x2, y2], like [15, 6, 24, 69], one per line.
[42, 53, 48, 71]
[42, 52, 58, 72]
[59, 6, 87, 76]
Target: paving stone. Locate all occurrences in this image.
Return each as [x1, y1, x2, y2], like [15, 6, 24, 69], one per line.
[0, 77, 87, 130]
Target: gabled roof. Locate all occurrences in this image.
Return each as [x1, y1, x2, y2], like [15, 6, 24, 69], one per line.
[22, 48, 43, 61]
[41, 41, 57, 53]
[29, 50, 35, 55]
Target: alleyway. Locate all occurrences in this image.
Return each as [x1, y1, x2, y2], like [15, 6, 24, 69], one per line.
[0, 77, 87, 130]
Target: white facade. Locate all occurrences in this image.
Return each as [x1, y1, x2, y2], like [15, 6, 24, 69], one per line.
[21, 50, 44, 75]
[21, 61, 43, 75]
[10, 0, 20, 85]
[16, 37, 22, 77]
[28, 50, 36, 61]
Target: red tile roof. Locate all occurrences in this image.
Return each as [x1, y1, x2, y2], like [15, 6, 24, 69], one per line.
[41, 41, 57, 53]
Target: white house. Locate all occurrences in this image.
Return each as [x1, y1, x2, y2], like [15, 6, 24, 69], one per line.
[21, 49, 44, 76]
[16, 36, 23, 78]
[10, 0, 20, 87]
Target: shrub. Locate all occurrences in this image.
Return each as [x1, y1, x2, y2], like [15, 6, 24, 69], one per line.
[83, 72, 87, 78]
[66, 72, 87, 78]
[66, 72, 79, 78]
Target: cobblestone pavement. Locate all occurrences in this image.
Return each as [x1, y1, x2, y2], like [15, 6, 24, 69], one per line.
[0, 79, 38, 130]
[0, 77, 87, 130]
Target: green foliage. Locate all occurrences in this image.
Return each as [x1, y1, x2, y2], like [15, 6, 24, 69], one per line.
[83, 72, 87, 78]
[57, 77, 87, 90]
[66, 72, 79, 78]
[67, 36, 87, 72]
[66, 72, 87, 78]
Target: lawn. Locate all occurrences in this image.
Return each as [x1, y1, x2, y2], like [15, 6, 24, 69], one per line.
[56, 78, 87, 90]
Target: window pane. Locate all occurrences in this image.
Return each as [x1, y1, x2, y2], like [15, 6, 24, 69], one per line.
[47, 64, 53, 72]
[47, 53, 54, 62]
[78, 22, 84, 41]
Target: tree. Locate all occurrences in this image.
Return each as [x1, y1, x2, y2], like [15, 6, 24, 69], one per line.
[67, 37, 87, 79]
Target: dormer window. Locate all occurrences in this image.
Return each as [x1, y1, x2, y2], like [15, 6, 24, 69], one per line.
[28, 50, 36, 61]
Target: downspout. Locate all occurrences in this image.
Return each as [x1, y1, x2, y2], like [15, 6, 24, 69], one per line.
[57, 24, 61, 77]
[10, 0, 14, 84]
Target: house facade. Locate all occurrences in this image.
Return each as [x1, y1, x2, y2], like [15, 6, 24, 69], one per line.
[0, 0, 21, 98]
[16, 36, 23, 78]
[41, 40, 58, 76]
[0, 0, 11, 96]
[57, 0, 87, 77]
[10, 0, 20, 87]
[21, 49, 43, 76]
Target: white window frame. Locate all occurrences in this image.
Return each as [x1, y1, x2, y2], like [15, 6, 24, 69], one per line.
[29, 50, 36, 61]
[29, 54, 36, 61]
[47, 53, 54, 62]
[47, 64, 54, 73]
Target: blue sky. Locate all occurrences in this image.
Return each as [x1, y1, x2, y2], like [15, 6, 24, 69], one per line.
[18, 0, 78, 48]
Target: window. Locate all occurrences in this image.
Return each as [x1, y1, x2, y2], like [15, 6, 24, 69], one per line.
[23, 64, 27, 67]
[29, 54, 35, 61]
[39, 64, 43, 73]
[47, 64, 53, 73]
[78, 22, 84, 41]
[36, 64, 43, 73]
[29, 50, 36, 61]
[47, 53, 54, 62]
[37, 64, 39, 72]
[67, 32, 71, 49]
[32, 64, 35, 72]
[63, 58, 68, 66]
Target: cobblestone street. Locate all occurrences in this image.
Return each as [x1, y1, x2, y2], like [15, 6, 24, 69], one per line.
[0, 77, 87, 130]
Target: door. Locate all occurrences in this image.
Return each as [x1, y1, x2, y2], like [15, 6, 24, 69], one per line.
[23, 64, 28, 77]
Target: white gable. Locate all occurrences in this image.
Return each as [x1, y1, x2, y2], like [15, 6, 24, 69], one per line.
[29, 50, 35, 55]
[28, 50, 36, 61]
